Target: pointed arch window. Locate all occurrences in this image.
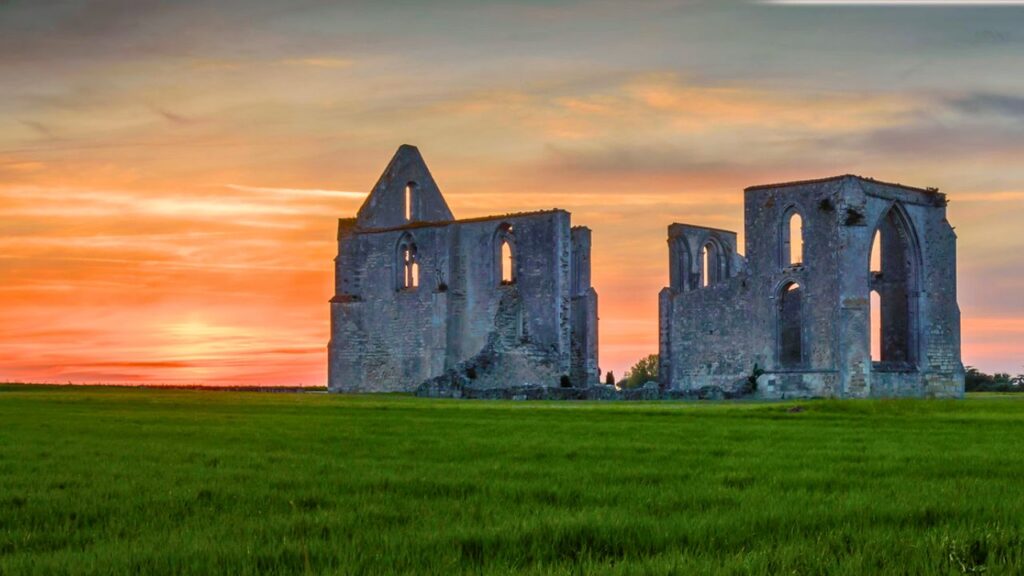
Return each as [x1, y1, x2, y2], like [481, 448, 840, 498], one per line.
[494, 223, 515, 285]
[700, 240, 726, 287]
[781, 208, 804, 268]
[397, 234, 419, 290]
[869, 205, 921, 368]
[778, 281, 804, 367]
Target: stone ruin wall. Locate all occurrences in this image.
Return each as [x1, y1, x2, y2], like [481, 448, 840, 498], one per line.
[660, 176, 963, 399]
[330, 147, 962, 400]
[328, 145, 599, 393]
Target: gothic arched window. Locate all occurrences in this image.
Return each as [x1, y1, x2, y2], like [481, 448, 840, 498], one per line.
[778, 281, 804, 367]
[781, 207, 804, 268]
[396, 233, 419, 290]
[494, 223, 515, 286]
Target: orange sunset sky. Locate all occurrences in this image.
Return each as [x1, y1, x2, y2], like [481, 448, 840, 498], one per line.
[2, 1, 1023, 386]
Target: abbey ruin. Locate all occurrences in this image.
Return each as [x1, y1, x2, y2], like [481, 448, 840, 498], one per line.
[328, 145, 599, 393]
[330, 148, 964, 398]
[660, 176, 963, 398]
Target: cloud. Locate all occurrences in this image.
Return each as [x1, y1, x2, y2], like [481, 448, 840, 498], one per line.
[150, 106, 194, 125]
[18, 120, 54, 138]
[428, 73, 915, 141]
[75, 360, 197, 369]
[621, 73, 914, 132]
[225, 184, 366, 199]
[947, 92, 1024, 119]
[953, 191, 1024, 202]
[855, 121, 1024, 158]
[0, 185, 346, 219]
[538, 143, 747, 177]
[281, 57, 354, 69]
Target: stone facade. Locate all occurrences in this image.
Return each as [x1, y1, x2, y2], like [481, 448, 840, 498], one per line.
[328, 145, 599, 392]
[659, 175, 964, 399]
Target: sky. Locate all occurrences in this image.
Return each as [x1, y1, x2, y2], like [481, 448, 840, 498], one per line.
[2, 0, 1023, 385]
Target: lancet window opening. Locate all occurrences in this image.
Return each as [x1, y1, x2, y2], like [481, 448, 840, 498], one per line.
[396, 234, 419, 290]
[778, 281, 804, 367]
[868, 205, 921, 368]
[781, 207, 804, 268]
[494, 223, 516, 286]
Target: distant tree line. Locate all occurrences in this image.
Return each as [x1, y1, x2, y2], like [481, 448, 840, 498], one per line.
[609, 354, 659, 389]
[610, 361, 1022, 394]
[610, 359, 1022, 393]
[965, 366, 1024, 392]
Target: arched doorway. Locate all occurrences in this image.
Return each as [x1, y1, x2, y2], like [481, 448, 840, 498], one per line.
[778, 281, 803, 367]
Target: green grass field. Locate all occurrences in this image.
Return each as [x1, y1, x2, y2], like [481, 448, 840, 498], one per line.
[2, 386, 1023, 575]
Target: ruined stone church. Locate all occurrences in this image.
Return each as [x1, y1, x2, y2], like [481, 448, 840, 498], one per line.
[330, 147, 964, 398]
[328, 145, 599, 393]
[659, 176, 964, 398]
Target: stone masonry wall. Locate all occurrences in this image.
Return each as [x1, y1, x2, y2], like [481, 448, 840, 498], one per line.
[328, 145, 598, 393]
[570, 226, 599, 386]
[660, 175, 963, 399]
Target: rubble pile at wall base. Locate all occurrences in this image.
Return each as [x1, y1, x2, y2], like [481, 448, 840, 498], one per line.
[414, 380, 755, 400]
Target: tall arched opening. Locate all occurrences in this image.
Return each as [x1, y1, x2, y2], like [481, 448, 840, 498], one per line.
[778, 281, 804, 367]
[869, 205, 921, 368]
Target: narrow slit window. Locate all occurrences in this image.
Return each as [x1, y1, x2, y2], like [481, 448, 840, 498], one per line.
[404, 182, 415, 222]
[495, 224, 515, 286]
[789, 212, 803, 266]
[702, 245, 710, 287]
[501, 240, 513, 284]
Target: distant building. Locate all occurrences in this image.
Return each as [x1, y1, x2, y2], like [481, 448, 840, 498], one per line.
[659, 175, 964, 398]
[328, 145, 599, 392]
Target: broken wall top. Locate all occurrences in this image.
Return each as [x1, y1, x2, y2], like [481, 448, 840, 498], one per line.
[744, 174, 946, 207]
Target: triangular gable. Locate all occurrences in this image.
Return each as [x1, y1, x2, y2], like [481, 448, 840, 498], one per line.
[356, 144, 454, 229]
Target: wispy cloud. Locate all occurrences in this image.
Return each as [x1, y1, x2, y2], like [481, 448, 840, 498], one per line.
[947, 92, 1024, 119]
[1, 187, 324, 218]
[281, 57, 353, 69]
[953, 191, 1024, 202]
[149, 106, 195, 125]
[18, 120, 54, 138]
[225, 184, 366, 199]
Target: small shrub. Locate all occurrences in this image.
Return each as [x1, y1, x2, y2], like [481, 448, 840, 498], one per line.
[621, 354, 658, 389]
[746, 363, 764, 394]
